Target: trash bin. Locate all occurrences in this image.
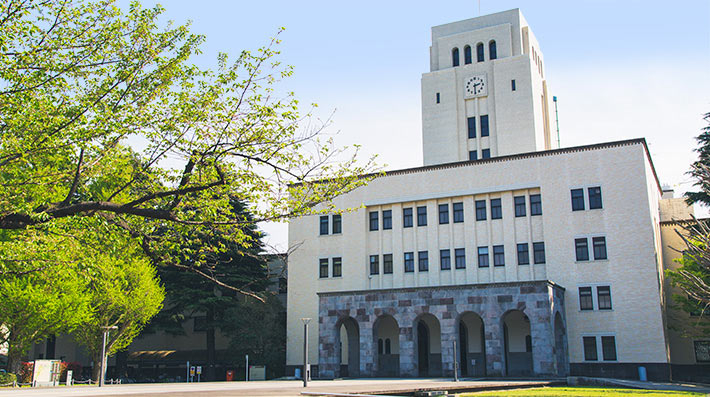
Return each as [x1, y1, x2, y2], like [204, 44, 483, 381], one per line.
[226, 370, 234, 381]
[638, 366, 647, 382]
[295, 368, 301, 379]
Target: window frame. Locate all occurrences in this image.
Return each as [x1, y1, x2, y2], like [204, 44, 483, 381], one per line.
[514, 196, 526, 217]
[597, 286, 612, 310]
[575, 238, 590, 261]
[319, 258, 329, 278]
[332, 257, 342, 277]
[533, 242, 546, 264]
[383, 254, 393, 274]
[579, 286, 594, 310]
[583, 336, 598, 361]
[475, 200, 487, 221]
[571, 188, 585, 211]
[404, 252, 415, 273]
[517, 243, 529, 265]
[455, 248, 466, 269]
[369, 255, 379, 275]
[588, 186, 603, 210]
[593, 236, 607, 260]
[369, 211, 379, 231]
[403, 207, 413, 228]
[601, 336, 617, 361]
[464, 45, 472, 64]
[469, 150, 478, 161]
[478, 246, 489, 268]
[382, 210, 392, 230]
[530, 194, 542, 216]
[417, 206, 427, 226]
[453, 202, 464, 223]
[452, 47, 460, 67]
[480, 115, 490, 137]
[490, 198, 502, 219]
[493, 245, 505, 267]
[467, 116, 476, 138]
[418, 250, 429, 272]
[440, 249, 451, 271]
[320, 216, 329, 235]
[489, 40, 497, 60]
[476, 42, 484, 62]
[438, 204, 449, 224]
[481, 148, 491, 159]
[332, 214, 342, 234]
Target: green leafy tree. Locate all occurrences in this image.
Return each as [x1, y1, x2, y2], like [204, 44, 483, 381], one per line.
[685, 112, 710, 205]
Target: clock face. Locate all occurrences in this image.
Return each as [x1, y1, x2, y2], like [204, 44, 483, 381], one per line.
[465, 75, 487, 98]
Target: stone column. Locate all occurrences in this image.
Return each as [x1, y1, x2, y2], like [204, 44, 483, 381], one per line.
[317, 314, 339, 379]
[483, 314, 504, 376]
[399, 326, 417, 377]
[530, 308, 556, 376]
[359, 318, 375, 376]
[439, 314, 457, 377]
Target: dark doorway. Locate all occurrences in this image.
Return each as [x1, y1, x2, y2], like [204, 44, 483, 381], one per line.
[459, 322, 468, 376]
[417, 322, 429, 376]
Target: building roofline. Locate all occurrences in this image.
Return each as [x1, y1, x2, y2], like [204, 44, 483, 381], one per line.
[660, 217, 708, 227]
[317, 279, 564, 297]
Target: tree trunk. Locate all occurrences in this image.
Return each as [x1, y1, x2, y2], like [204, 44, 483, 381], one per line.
[206, 308, 216, 381]
[92, 350, 103, 382]
[7, 346, 23, 376]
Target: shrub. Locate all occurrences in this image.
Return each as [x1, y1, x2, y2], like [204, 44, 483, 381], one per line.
[61, 362, 82, 382]
[0, 372, 17, 386]
[18, 362, 33, 384]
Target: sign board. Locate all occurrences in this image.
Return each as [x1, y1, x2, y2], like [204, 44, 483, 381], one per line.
[66, 370, 73, 386]
[32, 360, 60, 386]
[190, 366, 195, 376]
[249, 365, 266, 381]
[196, 366, 202, 375]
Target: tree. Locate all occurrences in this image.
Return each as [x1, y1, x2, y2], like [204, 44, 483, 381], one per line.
[0, 0, 375, 289]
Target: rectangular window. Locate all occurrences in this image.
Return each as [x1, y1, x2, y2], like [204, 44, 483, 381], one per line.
[583, 336, 598, 361]
[369, 255, 379, 275]
[319, 258, 329, 278]
[369, 211, 379, 231]
[455, 248, 466, 269]
[467, 116, 476, 138]
[579, 286, 594, 310]
[404, 252, 414, 273]
[403, 207, 413, 228]
[511, 79, 516, 91]
[533, 242, 546, 264]
[453, 202, 464, 223]
[601, 336, 617, 361]
[478, 247, 489, 268]
[571, 188, 585, 211]
[439, 204, 449, 224]
[593, 236, 607, 260]
[332, 214, 342, 234]
[514, 196, 526, 217]
[481, 115, 489, 137]
[417, 206, 427, 226]
[490, 198, 502, 219]
[475, 200, 487, 221]
[517, 243, 529, 265]
[530, 194, 542, 216]
[332, 257, 342, 277]
[382, 210, 392, 230]
[493, 245, 505, 266]
[469, 150, 478, 161]
[575, 238, 589, 261]
[436, 92, 440, 104]
[418, 251, 429, 272]
[440, 249, 451, 270]
[383, 254, 393, 274]
[597, 286, 612, 310]
[588, 186, 603, 209]
[320, 216, 329, 235]
[482, 148, 491, 159]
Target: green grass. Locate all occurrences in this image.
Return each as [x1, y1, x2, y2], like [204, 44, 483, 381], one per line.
[462, 386, 705, 396]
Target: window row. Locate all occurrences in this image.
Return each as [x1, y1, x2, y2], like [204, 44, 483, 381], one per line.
[319, 214, 342, 235]
[367, 242, 546, 275]
[578, 285, 612, 311]
[571, 186, 602, 211]
[319, 257, 342, 278]
[583, 335, 617, 361]
[467, 115, 489, 138]
[452, 41, 497, 67]
[574, 236, 607, 261]
[468, 149, 490, 161]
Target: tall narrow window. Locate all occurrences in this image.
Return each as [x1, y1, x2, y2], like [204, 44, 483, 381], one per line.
[382, 210, 392, 230]
[378, 339, 383, 355]
[493, 245, 505, 266]
[593, 236, 607, 260]
[533, 242, 546, 264]
[385, 339, 391, 354]
[530, 194, 542, 216]
[571, 189, 585, 211]
[332, 214, 342, 234]
[464, 45, 472, 64]
[370, 255, 379, 275]
[455, 248, 466, 269]
[475, 200, 487, 221]
[320, 216, 329, 235]
[319, 258, 329, 278]
[383, 254, 393, 274]
[439, 204, 449, 224]
[597, 286, 612, 310]
[469, 150, 478, 161]
[418, 251, 429, 272]
[404, 252, 414, 273]
[583, 336, 598, 361]
[514, 196, 526, 217]
[417, 206, 427, 226]
[453, 202, 464, 223]
[490, 198, 502, 219]
[482, 149, 490, 159]
[511, 79, 516, 91]
[436, 92, 440, 104]
[579, 286, 594, 310]
[332, 257, 342, 277]
[440, 249, 451, 270]
[575, 238, 589, 261]
[480, 115, 489, 136]
[588, 187, 603, 209]
[489, 40, 497, 60]
[601, 336, 617, 361]
[403, 207, 413, 228]
[517, 243, 529, 265]
[477, 247, 489, 267]
[476, 42, 484, 62]
[369, 211, 379, 231]
[452, 47, 460, 67]
[467, 116, 476, 138]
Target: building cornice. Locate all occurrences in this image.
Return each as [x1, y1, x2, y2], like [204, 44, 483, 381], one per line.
[317, 279, 564, 297]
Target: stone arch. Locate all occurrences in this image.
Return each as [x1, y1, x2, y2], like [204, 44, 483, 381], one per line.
[414, 313, 442, 377]
[373, 314, 399, 377]
[501, 309, 532, 376]
[335, 316, 360, 378]
[554, 311, 569, 376]
[457, 311, 486, 377]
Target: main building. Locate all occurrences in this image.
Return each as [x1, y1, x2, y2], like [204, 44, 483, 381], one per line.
[286, 9, 707, 381]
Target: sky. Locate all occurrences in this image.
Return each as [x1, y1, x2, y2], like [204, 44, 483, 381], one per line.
[123, 0, 710, 252]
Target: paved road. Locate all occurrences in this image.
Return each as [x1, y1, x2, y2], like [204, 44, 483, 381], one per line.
[0, 378, 559, 397]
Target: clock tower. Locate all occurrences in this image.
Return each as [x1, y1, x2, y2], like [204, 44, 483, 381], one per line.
[421, 9, 555, 166]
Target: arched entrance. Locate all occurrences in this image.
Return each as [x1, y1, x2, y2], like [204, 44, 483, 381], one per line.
[458, 312, 486, 377]
[502, 310, 533, 376]
[554, 311, 568, 376]
[414, 313, 442, 377]
[336, 317, 360, 377]
[373, 315, 399, 377]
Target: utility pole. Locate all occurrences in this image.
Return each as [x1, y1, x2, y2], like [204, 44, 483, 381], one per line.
[301, 318, 311, 387]
[453, 340, 459, 382]
[553, 96, 561, 148]
[99, 326, 118, 387]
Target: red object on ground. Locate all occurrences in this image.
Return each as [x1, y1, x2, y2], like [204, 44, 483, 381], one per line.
[225, 370, 234, 381]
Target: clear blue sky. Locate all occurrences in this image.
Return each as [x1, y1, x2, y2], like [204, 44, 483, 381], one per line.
[123, 1, 710, 251]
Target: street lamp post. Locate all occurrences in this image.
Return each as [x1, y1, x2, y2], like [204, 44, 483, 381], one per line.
[99, 326, 118, 387]
[301, 318, 311, 388]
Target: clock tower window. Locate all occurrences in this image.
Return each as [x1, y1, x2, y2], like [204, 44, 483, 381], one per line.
[452, 47, 460, 67]
[480, 115, 490, 137]
[476, 43, 485, 62]
[489, 40, 497, 60]
[464, 45, 472, 64]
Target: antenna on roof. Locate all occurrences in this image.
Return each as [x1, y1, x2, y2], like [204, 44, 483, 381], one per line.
[478, 0, 481, 15]
[553, 96, 561, 148]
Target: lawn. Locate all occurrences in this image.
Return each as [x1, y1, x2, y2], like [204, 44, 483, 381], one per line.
[463, 387, 705, 396]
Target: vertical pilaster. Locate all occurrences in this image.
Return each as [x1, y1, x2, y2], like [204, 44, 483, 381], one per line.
[399, 326, 417, 377]
[483, 315, 504, 376]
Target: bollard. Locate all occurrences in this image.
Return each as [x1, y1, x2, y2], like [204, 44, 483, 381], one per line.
[638, 366, 647, 382]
